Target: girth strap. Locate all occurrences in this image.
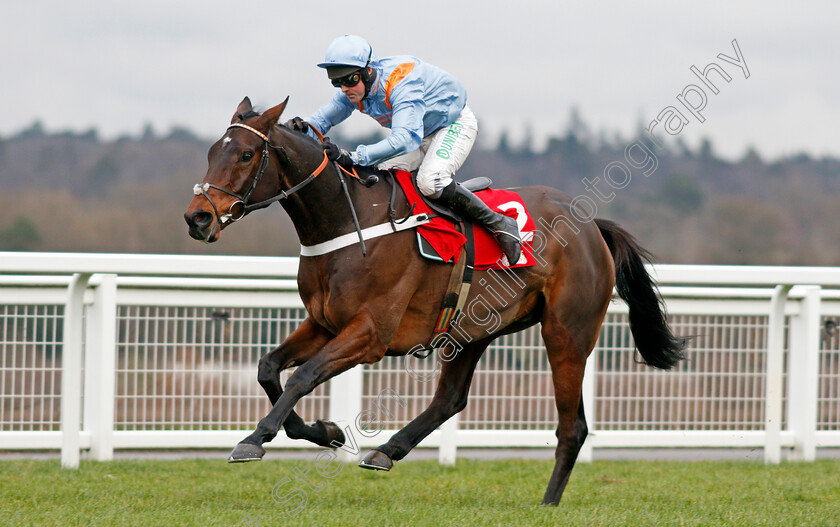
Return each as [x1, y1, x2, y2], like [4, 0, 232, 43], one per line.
[415, 221, 476, 359]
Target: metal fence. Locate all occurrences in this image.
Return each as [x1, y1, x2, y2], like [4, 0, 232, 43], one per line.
[1, 253, 839, 469]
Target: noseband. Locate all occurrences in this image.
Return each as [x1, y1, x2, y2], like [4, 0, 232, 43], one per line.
[192, 122, 329, 226]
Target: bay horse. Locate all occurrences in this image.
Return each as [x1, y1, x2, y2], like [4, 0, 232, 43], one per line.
[184, 97, 686, 505]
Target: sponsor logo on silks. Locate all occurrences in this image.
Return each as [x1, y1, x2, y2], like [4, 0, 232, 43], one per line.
[435, 122, 463, 160]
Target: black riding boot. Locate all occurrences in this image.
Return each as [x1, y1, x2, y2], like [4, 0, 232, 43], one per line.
[437, 181, 522, 264]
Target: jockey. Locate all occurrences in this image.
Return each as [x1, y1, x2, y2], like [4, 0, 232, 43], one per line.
[287, 34, 521, 265]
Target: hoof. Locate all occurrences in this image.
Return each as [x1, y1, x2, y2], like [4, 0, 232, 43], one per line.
[227, 442, 265, 463]
[315, 419, 345, 448]
[358, 450, 393, 471]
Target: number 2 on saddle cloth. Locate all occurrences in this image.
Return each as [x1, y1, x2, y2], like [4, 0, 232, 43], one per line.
[392, 170, 536, 268]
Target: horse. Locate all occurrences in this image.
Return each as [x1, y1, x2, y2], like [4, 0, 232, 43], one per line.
[183, 97, 687, 505]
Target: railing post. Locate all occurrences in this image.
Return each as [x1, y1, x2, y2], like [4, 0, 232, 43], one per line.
[328, 365, 363, 462]
[439, 412, 459, 465]
[787, 286, 821, 461]
[577, 350, 597, 462]
[61, 273, 92, 469]
[84, 274, 117, 461]
[765, 284, 791, 464]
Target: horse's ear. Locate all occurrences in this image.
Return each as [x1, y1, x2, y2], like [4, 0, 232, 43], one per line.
[257, 96, 289, 130]
[231, 97, 253, 123]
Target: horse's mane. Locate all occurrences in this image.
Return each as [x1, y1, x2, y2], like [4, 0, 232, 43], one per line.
[235, 106, 323, 149]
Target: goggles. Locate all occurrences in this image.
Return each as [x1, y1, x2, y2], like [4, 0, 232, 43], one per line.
[331, 71, 362, 88]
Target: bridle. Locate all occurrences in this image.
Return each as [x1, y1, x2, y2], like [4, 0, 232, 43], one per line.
[192, 119, 375, 255]
[192, 122, 329, 226]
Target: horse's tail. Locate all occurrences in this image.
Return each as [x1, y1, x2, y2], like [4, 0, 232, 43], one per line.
[595, 218, 687, 370]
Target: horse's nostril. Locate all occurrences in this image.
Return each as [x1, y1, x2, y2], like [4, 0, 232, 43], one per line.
[188, 211, 213, 228]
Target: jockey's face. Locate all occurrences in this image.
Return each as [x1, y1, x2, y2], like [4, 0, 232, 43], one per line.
[338, 69, 367, 104]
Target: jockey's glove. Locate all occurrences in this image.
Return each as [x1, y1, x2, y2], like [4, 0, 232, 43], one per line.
[323, 138, 355, 170]
[283, 116, 309, 134]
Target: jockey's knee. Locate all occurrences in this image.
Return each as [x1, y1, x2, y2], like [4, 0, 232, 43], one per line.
[416, 169, 453, 198]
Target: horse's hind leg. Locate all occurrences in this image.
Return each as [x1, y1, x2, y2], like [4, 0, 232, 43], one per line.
[540, 314, 590, 506]
[256, 317, 344, 449]
[359, 341, 488, 470]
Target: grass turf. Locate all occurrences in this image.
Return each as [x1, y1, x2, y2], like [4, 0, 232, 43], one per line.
[1, 457, 838, 526]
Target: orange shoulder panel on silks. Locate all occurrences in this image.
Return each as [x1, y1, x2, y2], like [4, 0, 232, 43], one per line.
[384, 63, 416, 110]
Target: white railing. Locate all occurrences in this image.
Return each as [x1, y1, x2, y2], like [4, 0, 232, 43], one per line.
[0, 252, 839, 469]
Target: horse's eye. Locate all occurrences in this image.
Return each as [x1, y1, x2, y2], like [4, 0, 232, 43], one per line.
[240, 151, 254, 162]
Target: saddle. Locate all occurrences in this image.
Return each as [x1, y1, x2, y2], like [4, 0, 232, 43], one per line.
[413, 176, 493, 223]
[407, 174, 491, 264]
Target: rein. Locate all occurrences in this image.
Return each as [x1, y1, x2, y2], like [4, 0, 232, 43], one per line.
[305, 123, 370, 255]
[192, 123, 330, 226]
[306, 121, 382, 189]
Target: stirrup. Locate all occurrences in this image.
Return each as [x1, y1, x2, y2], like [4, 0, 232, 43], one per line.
[493, 230, 522, 243]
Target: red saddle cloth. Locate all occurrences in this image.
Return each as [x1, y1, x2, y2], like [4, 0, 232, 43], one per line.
[393, 170, 536, 270]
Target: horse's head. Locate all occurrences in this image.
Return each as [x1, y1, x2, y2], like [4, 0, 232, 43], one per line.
[184, 96, 288, 242]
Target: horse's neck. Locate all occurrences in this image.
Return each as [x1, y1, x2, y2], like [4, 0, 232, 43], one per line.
[276, 129, 392, 247]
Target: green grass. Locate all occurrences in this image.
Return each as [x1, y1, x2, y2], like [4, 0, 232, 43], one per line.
[1, 457, 838, 526]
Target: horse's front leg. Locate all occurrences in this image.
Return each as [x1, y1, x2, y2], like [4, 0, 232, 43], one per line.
[229, 312, 386, 462]
[256, 316, 344, 449]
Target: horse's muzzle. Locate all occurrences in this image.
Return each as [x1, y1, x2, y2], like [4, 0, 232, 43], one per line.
[184, 210, 218, 242]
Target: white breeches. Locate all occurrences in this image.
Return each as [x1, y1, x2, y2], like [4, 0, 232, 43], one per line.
[377, 105, 478, 198]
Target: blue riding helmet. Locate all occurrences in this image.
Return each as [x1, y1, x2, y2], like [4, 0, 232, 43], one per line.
[317, 34, 377, 79]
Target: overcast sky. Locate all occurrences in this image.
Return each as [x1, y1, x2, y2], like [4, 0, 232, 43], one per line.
[2, 1, 837, 160]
